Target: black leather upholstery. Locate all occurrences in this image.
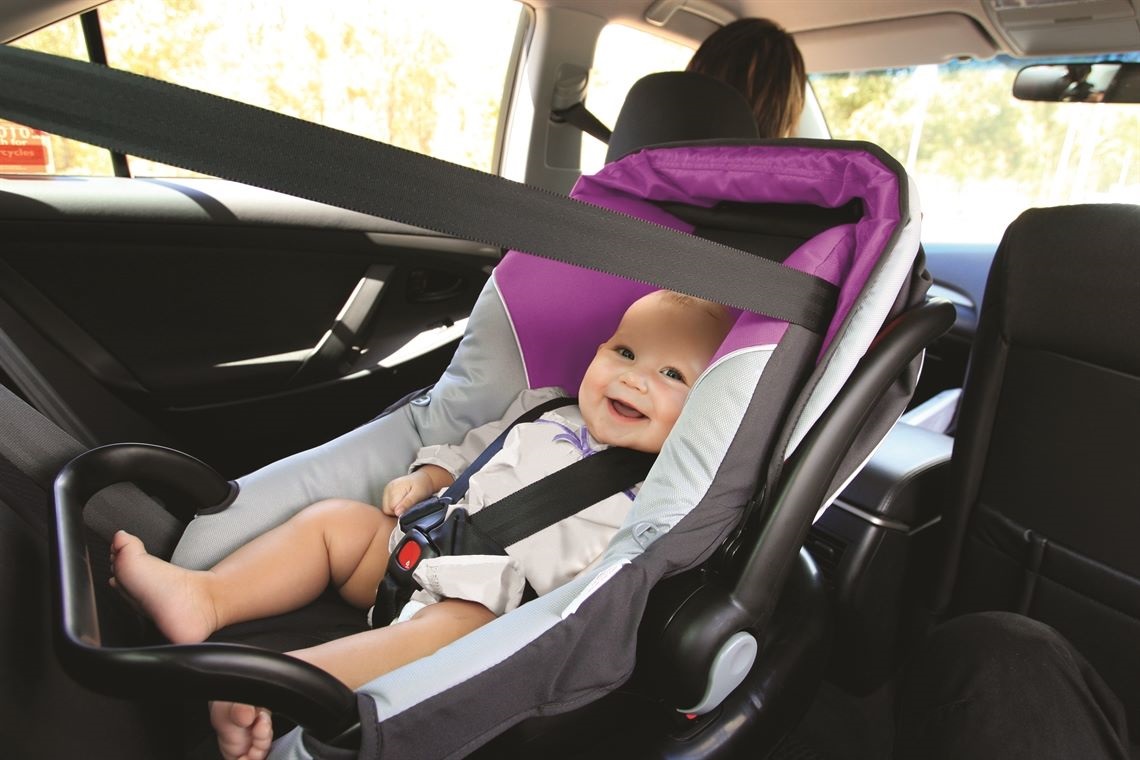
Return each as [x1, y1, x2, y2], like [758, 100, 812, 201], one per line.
[935, 203, 1140, 735]
[604, 71, 758, 163]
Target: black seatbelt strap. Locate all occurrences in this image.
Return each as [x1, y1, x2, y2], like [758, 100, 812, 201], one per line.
[373, 397, 652, 625]
[399, 395, 652, 547]
[550, 102, 613, 144]
[471, 446, 653, 547]
[425, 395, 576, 510]
[0, 46, 837, 334]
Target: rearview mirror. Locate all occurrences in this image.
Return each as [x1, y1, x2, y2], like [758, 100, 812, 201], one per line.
[1013, 62, 1140, 103]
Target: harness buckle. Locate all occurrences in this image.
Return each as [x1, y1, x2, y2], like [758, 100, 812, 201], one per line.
[371, 496, 451, 628]
[395, 538, 422, 570]
[371, 496, 512, 628]
[390, 495, 451, 576]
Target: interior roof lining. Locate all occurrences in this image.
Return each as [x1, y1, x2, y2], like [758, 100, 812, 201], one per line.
[5, 1, 1135, 73]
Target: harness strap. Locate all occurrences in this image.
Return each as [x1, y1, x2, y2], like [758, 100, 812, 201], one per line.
[401, 395, 653, 548]
[410, 395, 653, 548]
[0, 45, 838, 334]
[471, 446, 653, 547]
[374, 398, 652, 626]
[438, 396, 576, 508]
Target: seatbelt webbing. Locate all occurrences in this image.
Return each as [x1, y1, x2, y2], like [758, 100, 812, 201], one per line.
[550, 102, 613, 144]
[401, 396, 652, 550]
[472, 446, 653, 547]
[0, 383, 182, 552]
[0, 46, 837, 333]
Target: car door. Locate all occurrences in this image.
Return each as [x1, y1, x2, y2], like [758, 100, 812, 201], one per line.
[0, 177, 499, 477]
[0, 0, 526, 477]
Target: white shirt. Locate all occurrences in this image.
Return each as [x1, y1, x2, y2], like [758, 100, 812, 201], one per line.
[390, 387, 638, 616]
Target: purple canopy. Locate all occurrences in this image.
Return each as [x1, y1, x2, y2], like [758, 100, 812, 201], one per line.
[493, 144, 903, 392]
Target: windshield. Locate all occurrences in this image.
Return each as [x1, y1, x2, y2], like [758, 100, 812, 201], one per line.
[812, 55, 1140, 244]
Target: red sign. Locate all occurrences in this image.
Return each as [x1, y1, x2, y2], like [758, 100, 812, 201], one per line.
[0, 121, 51, 172]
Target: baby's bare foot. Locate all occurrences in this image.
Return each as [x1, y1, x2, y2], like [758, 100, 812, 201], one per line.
[110, 530, 218, 644]
[211, 701, 273, 760]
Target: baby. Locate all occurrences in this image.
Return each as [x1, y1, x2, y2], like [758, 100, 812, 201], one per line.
[111, 289, 732, 760]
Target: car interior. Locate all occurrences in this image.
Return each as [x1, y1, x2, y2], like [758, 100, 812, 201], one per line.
[1, 1, 1138, 758]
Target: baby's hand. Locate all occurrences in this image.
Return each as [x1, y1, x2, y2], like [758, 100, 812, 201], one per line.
[382, 474, 423, 517]
[382, 465, 455, 517]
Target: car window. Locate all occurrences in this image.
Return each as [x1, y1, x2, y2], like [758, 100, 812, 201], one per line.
[579, 23, 693, 175]
[3, 16, 112, 175]
[812, 55, 1140, 244]
[7, 0, 524, 178]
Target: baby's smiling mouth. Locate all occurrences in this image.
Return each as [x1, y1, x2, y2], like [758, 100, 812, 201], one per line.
[608, 398, 646, 420]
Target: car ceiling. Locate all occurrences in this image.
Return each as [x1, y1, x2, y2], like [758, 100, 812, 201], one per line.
[3, 0, 1139, 69]
[523, 0, 1140, 68]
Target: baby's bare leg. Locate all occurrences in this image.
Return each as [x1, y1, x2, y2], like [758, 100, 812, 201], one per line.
[291, 599, 496, 689]
[207, 600, 495, 756]
[111, 498, 396, 643]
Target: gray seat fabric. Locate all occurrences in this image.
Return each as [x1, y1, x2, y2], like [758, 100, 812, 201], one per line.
[933, 203, 1140, 736]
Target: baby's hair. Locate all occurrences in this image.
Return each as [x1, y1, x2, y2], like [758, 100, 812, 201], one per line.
[659, 290, 732, 326]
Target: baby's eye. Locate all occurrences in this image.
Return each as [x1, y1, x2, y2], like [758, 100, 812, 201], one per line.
[614, 346, 635, 360]
[661, 367, 686, 383]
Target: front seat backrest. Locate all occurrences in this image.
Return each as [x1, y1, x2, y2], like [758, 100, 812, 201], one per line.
[936, 203, 1140, 735]
[604, 71, 759, 163]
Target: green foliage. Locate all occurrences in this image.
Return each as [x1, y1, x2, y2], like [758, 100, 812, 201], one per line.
[811, 69, 913, 158]
[813, 58, 1139, 239]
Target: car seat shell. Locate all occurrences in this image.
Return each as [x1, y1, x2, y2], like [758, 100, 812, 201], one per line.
[41, 136, 932, 760]
[155, 141, 926, 759]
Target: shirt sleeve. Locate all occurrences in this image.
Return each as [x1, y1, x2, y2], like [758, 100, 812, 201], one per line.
[409, 386, 567, 478]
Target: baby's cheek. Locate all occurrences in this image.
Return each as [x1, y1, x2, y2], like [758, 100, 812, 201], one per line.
[662, 389, 690, 423]
[579, 406, 597, 435]
[578, 397, 604, 438]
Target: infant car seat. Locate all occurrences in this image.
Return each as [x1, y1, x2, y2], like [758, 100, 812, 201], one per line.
[1, 47, 952, 760]
[52, 142, 945, 759]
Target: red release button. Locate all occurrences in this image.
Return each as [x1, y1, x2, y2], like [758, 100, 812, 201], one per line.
[397, 540, 422, 570]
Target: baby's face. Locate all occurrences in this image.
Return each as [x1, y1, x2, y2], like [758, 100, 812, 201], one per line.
[578, 293, 728, 453]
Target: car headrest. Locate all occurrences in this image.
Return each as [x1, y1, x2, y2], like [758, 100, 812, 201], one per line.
[604, 71, 759, 163]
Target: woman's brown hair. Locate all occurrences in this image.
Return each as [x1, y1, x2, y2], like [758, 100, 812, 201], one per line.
[686, 18, 806, 139]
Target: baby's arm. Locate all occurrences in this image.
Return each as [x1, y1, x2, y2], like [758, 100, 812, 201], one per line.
[386, 388, 565, 517]
[382, 464, 454, 516]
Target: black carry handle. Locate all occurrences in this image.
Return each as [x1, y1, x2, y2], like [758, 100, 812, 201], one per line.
[650, 298, 956, 710]
[51, 443, 360, 742]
